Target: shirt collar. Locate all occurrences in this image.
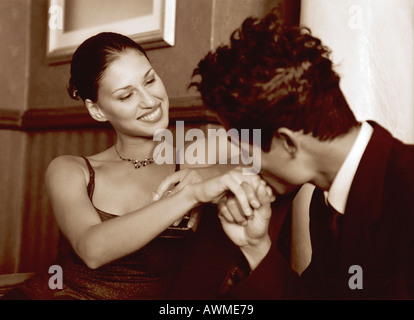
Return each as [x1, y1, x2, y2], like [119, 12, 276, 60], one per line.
[324, 122, 374, 214]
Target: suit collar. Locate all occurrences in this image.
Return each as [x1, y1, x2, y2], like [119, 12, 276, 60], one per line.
[326, 122, 374, 214]
[344, 122, 395, 225]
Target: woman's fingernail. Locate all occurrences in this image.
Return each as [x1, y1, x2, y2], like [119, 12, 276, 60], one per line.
[245, 207, 253, 217]
[152, 192, 160, 201]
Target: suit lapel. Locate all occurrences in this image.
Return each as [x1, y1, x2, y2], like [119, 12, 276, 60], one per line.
[341, 122, 395, 263]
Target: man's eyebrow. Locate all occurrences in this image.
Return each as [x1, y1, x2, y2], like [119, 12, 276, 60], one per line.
[111, 68, 154, 94]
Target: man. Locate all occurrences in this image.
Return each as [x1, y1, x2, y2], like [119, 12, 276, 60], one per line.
[189, 12, 414, 299]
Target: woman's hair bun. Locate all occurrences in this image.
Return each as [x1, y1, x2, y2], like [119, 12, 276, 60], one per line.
[67, 78, 80, 100]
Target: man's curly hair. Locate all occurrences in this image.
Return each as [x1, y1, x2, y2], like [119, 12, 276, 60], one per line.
[191, 13, 358, 152]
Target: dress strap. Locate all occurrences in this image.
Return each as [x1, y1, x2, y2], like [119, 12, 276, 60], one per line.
[81, 157, 95, 200]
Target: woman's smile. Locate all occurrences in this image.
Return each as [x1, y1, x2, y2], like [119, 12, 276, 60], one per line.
[138, 105, 163, 123]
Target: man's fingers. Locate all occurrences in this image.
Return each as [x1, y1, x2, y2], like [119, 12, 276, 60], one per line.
[266, 186, 276, 201]
[226, 197, 247, 224]
[218, 198, 236, 223]
[218, 194, 250, 225]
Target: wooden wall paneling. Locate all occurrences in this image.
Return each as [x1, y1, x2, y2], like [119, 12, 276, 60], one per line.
[18, 128, 116, 272]
[0, 130, 27, 273]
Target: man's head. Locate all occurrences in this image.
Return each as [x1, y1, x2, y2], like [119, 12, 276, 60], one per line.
[191, 12, 358, 152]
[191, 12, 359, 193]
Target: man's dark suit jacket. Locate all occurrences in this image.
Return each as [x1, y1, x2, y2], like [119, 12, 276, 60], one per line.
[169, 122, 414, 299]
[243, 122, 414, 299]
[300, 122, 414, 299]
[167, 196, 299, 300]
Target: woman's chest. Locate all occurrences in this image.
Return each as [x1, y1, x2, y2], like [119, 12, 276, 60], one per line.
[91, 163, 176, 215]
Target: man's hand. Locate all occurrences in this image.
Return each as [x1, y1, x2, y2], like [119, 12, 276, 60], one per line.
[218, 181, 276, 270]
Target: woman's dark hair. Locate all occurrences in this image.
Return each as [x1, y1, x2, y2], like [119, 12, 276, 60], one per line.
[191, 12, 358, 152]
[67, 32, 148, 102]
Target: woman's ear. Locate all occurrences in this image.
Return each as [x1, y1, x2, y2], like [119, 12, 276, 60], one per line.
[276, 127, 298, 157]
[85, 99, 107, 122]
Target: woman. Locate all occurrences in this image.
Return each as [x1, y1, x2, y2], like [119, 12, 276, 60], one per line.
[2, 32, 267, 300]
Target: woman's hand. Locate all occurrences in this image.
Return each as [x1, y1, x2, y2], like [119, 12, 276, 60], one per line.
[153, 167, 206, 200]
[153, 164, 275, 270]
[153, 165, 261, 215]
[154, 166, 263, 217]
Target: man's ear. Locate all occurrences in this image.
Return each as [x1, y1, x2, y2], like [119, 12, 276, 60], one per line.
[276, 127, 298, 157]
[85, 99, 107, 122]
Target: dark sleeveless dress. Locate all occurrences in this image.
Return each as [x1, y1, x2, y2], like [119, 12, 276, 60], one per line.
[5, 157, 193, 300]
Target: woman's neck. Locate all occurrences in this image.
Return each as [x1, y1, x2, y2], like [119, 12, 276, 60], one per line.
[115, 135, 158, 160]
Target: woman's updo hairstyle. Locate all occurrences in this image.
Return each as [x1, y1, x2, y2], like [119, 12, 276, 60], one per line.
[67, 32, 148, 102]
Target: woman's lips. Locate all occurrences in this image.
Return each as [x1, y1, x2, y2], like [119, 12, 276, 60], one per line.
[138, 105, 162, 122]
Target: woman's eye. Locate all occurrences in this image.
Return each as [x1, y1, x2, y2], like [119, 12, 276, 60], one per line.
[120, 93, 133, 101]
[145, 77, 155, 86]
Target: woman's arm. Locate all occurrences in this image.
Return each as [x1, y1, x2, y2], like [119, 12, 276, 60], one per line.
[47, 156, 263, 269]
[46, 155, 200, 269]
[154, 133, 260, 207]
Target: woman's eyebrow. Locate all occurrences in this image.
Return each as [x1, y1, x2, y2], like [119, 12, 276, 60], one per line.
[112, 85, 133, 94]
[111, 68, 154, 94]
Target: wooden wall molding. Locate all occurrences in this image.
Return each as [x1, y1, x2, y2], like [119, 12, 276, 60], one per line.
[0, 96, 219, 131]
[0, 109, 23, 130]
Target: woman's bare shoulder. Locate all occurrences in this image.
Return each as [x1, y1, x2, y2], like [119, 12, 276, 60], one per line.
[47, 154, 87, 168]
[45, 155, 90, 184]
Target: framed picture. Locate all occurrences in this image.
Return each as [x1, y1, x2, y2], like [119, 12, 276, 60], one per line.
[47, 0, 176, 63]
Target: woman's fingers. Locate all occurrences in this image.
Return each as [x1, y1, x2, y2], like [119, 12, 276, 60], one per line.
[187, 210, 199, 229]
[172, 218, 182, 226]
[153, 170, 187, 200]
[221, 168, 264, 217]
[241, 181, 261, 210]
[256, 183, 276, 204]
[222, 176, 254, 217]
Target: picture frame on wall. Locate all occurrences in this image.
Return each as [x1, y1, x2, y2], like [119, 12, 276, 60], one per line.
[46, 0, 176, 63]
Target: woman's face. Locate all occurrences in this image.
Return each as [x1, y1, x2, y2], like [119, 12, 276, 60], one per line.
[96, 49, 169, 137]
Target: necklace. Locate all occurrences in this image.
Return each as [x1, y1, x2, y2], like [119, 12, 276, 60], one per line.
[114, 145, 158, 169]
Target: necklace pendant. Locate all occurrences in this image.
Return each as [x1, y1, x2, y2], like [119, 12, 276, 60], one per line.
[133, 160, 141, 169]
[115, 145, 157, 169]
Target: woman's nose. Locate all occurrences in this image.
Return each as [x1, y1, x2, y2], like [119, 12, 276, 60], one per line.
[139, 89, 156, 108]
